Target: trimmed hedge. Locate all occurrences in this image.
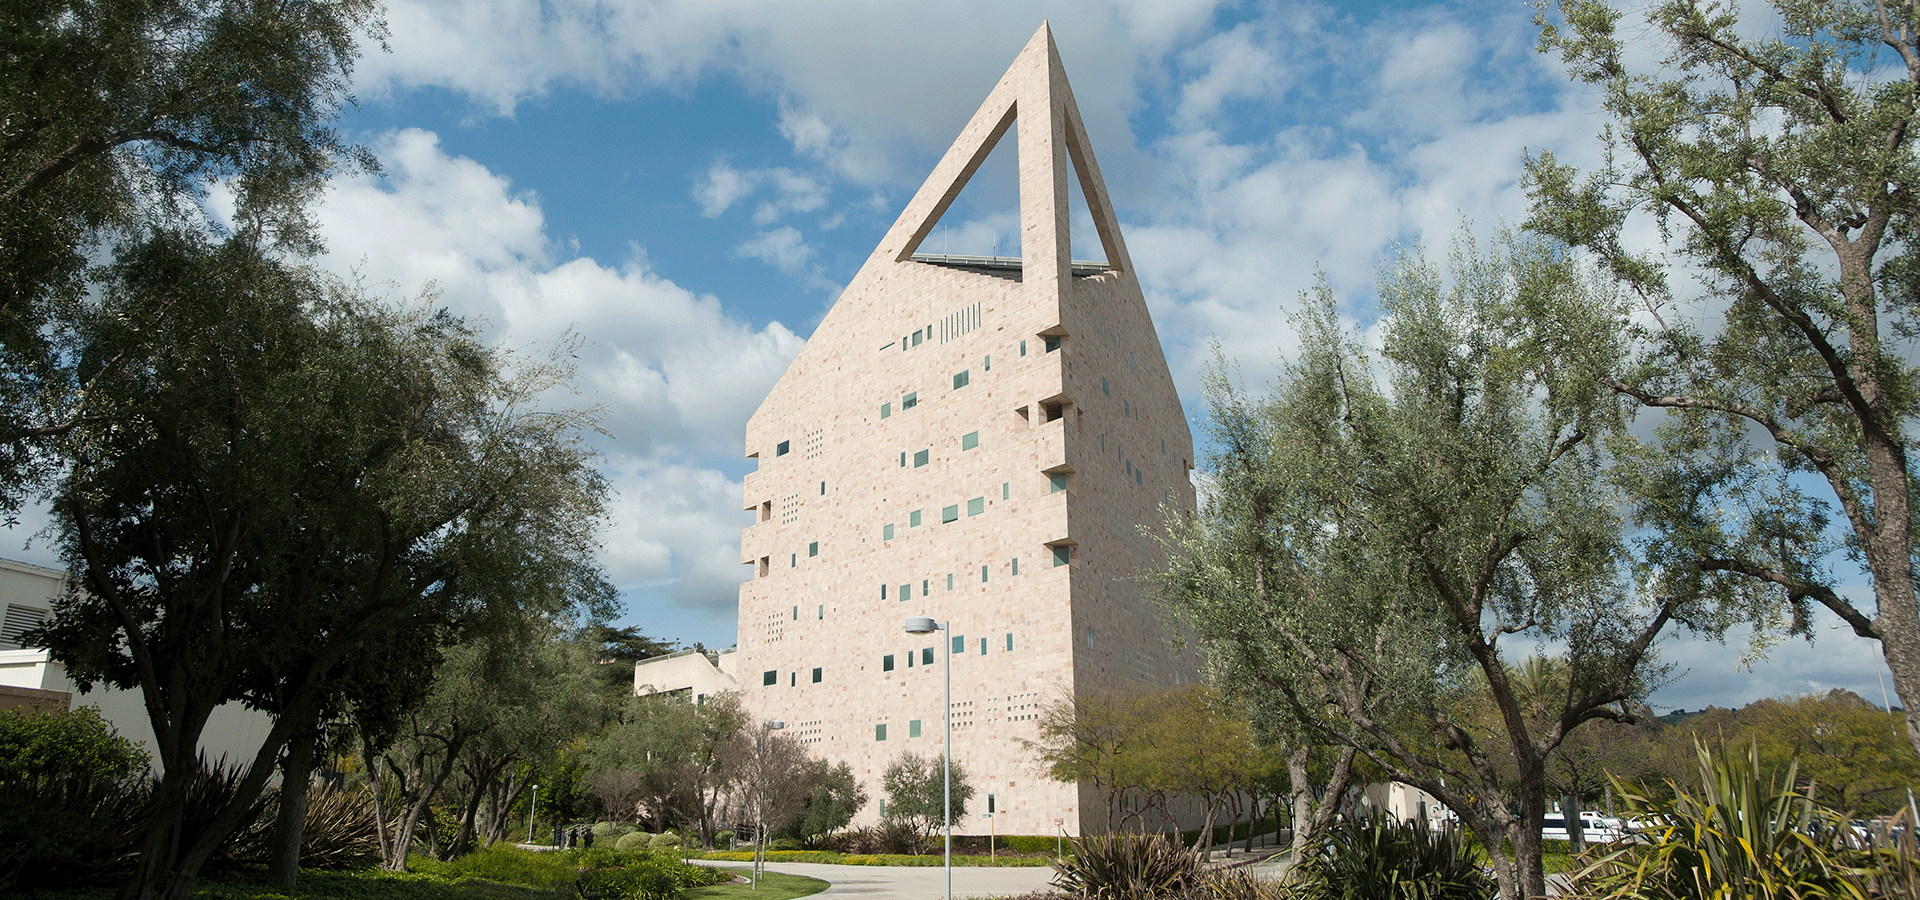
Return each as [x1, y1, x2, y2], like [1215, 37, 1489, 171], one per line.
[694, 849, 1049, 867]
[999, 835, 1062, 854]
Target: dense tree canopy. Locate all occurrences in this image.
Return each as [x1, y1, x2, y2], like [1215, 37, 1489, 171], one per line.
[0, 0, 382, 516]
[30, 229, 611, 900]
[1528, 0, 1920, 755]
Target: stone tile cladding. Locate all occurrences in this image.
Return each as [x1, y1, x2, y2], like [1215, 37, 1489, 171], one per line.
[736, 24, 1200, 838]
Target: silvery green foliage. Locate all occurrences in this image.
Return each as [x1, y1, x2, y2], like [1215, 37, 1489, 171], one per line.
[1156, 232, 1711, 900]
[1528, 0, 1920, 757]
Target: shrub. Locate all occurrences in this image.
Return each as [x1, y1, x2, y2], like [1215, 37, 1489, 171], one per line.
[218, 783, 381, 871]
[592, 821, 636, 839]
[575, 864, 680, 900]
[647, 832, 680, 849]
[1051, 832, 1198, 900]
[0, 706, 150, 891]
[1566, 740, 1886, 900]
[1003, 834, 1062, 854]
[812, 820, 920, 855]
[770, 837, 803, 851]
[1289, 815, 1492, 900]
[614, 832, 652, 853]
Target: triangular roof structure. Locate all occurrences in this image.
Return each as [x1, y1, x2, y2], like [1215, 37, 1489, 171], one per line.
[874, 22, 1134, 286]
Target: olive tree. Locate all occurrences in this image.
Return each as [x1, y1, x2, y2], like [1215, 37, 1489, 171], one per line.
[1157, 234, 1713, 900]
[1528, 0, 1920, 755]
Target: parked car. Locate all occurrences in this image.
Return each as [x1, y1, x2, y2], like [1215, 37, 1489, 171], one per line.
[1542, 811, 1625, 843]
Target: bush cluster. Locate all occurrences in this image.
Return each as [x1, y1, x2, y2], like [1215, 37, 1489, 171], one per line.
[418, 844, 724, 899]
[1289, 815, 1491, 900]
[809, 820, 920, 855]
[1565, 741, 1920, 900]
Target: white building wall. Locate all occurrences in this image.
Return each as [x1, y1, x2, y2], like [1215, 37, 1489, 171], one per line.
[0, 557, 274, 770]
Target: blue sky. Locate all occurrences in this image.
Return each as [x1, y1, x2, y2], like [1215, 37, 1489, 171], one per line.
[285, 0, 1901, 714]
[15, 0, 1894, 714]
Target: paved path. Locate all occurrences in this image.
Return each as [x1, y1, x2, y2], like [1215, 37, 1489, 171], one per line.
[696, 859, 1056, 898]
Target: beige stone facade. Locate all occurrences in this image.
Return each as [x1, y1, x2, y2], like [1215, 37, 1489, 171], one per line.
[735, 24, 1199, 838]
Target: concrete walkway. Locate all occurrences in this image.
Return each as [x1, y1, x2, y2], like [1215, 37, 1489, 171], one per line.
[696, 859, 1056, 898]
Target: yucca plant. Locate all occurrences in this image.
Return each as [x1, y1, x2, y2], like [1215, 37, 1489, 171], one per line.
[1567, 740, 1879, 900]
[1051, 831, 1199, 900]
[1288, 814, 1492, 900]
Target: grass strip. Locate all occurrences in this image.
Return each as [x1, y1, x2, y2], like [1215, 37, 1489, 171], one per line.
[688, 868, 828, 899]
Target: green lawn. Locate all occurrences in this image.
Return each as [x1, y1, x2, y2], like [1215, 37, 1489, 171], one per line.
[688, 868, 828, 900]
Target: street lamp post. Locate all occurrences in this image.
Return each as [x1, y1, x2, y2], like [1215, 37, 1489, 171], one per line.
[905, 616, 950, 900]
[753, 720, 786, 890]
[527, 784, 540, 844]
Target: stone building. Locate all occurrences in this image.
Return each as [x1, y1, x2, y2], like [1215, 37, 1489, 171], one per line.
[726, 23, 1201, 837]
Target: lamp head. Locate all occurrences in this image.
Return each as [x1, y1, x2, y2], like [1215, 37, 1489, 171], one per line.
[905, 616, 939, 634]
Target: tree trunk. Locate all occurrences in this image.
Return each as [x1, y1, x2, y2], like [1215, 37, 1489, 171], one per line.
[268, 724, 319, 887]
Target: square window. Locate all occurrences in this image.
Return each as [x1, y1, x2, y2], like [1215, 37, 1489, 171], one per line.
[883, 654, 895, 671]
[776, 440, 790, 456]
[942, 505, 959, 523]
[763, 670, 777, 686]
[912, 329, 923, 346]
[900, 452, 906, 467]
[909, 720, 922, 738]
[922, 579, 929, 595]
[914, 449, 929, 467]
[921, 647, 934, 666]
[910, 510, 923, 527]
[881, 402, 892, 418]
[812, 667, 822, 684]
[877, 723, 888, 741]
[951, 635, 964, 654]
[903, 391, 918, 409]
[962, 431, 979, 450]
[1020, 339, 1028, 356]
[899, 584, 910, 601]
[1053, 545, 1072, 567]
[908, 650, 915, 668]
[953, 370, 970, 389]
[967, 497, 984, 516]
[809, 541, 819, 557]
[1045, 336, 1061, 352]
[884, 524, 895, 541]
[1050, 473, 1068, 493]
